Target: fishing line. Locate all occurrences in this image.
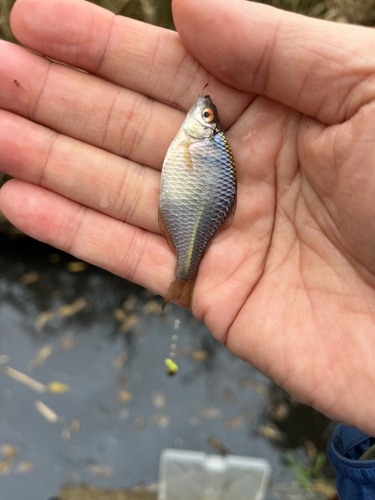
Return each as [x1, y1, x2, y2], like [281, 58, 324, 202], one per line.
[165, 319, 180, 376]
[201, 71, 210, 96]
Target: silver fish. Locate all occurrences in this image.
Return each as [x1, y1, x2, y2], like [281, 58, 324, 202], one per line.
[159, 94, 237, 309]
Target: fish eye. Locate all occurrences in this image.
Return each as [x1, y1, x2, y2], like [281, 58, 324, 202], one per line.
[202, 108, 214, 123]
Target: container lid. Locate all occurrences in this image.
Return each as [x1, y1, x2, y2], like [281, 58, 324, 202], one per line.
[158, 449, 271, 500]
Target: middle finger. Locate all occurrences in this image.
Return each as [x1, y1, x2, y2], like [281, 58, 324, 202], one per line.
[0, 40, 184, 170]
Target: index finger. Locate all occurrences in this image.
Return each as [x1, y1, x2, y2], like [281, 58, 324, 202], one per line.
[173, 0, 375, 125]
[10, 0, 252, 128]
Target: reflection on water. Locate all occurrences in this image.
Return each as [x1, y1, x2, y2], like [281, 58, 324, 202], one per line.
[0, 234, 335, 500]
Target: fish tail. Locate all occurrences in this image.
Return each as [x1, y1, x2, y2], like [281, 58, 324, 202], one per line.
[162, 278, 194, 311]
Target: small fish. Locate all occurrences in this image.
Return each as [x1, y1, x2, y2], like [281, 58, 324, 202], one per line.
[159, 93, 237, 309]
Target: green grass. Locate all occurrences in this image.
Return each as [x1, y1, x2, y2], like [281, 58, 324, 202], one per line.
[284, 451, 334, 493]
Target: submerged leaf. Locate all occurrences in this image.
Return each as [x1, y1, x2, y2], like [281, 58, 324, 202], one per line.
[34, 311, 55, 332]
[34, 400, 59, 423]
[48, 382, 71, 394]
[66, 261, 87, 273]
[117, 390, 133, 403]
[59, 298, 87, 317]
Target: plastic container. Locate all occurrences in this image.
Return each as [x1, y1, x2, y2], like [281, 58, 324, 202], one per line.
[158, 449, 271, 500]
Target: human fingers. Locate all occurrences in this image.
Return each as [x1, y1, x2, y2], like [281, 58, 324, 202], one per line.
[0, 41, 183, 170]
[0, 180, 174, 295]
[10, 0, 251, 128]
[173, 0, 375, 125]
[0, 110, 160, 233]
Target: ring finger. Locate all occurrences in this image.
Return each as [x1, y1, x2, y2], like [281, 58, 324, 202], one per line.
[0, 110, 161, 233]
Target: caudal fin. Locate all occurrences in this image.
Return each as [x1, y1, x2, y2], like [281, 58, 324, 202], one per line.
[162, 278, 194, 310]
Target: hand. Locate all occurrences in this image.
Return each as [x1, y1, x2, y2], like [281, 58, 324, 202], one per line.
[1, 0, 375, 435]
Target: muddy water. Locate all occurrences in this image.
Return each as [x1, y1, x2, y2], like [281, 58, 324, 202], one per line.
[0, 233, 335, 500]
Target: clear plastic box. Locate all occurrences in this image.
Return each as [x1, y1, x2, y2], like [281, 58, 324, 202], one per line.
[158, 449, 271, 500]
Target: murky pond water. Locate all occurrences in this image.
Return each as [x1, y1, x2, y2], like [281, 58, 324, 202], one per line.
[0, 233, 336, 500]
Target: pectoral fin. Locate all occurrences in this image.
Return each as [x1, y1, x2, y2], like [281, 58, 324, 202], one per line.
[178, 140, 193, 171]
[158, 208, 176, 254]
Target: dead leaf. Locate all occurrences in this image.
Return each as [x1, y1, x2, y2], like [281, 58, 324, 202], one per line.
[152, 392, 165, 409]
[152, 414, 171, 428]
[141, 289, 153, 299]
[273, 402, 289, 421]
[134, 417, 146, 430]
[221, 390, 236, 404]
[34, 311, 55, 332]
[142, 300, 161, 314]
[118, 409, 130, 421]
[34, 400, 59, 423]
[60, 332, 74, 350]
[192, 350, 208, 362]
[0, 459, 12, 475]
[305, 440, 317, 460]
[20, 272, 39, 285]
[28, 345, 52, 370]
[61, 427, 71, 441]
[89, 465, 113, 479]
[258, 425, 284, 441]
[207, 437, 228, 456]
[122, 295, 137, 312]
[48, 382, 71, 394]
[188, 417, 200, 427]
[224, 416, 242, 430]
[59, 298, 87, 317]
[66, 261, 87, 273]
[120, 313, 139, 333]
[70, 419, 80, 433]
[176, 347, 189, 357]
[65, 473, 81, 483]
[48, 253, 60, 263]
[238, 377, 268, 394]
[113, 308, 126, 322]
[112, 351, 128, 370]
[117, 390, 133, 403]
[15, 461, 34, 474]
[0, 355, 10, 365]
[0, 445, 17, 458]
[200, 408, 222, 419]
[241, 409, 254, 423]
[313, 481, 337, 496]
[15, 262, 25, 273]
[4, 366, 47, 393]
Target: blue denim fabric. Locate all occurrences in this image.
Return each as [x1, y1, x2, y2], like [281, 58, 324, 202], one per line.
[328, 424, 375, 499]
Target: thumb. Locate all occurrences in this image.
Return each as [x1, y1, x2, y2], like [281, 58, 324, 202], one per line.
[173, 0, 375, 125]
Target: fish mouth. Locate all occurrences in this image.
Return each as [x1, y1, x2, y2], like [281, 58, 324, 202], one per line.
[197, 94, 213, 107]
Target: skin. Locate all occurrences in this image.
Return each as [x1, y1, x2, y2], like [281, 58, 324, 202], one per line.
[1, 0, 375, 436]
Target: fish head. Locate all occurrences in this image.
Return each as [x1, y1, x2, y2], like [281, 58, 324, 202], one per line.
[183, 95, 221, 140]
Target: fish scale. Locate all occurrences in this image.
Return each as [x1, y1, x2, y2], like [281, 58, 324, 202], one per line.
[159, 94, 237, 309]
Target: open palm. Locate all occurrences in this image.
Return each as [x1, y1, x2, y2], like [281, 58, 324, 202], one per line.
[1, 0, 375, 435]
